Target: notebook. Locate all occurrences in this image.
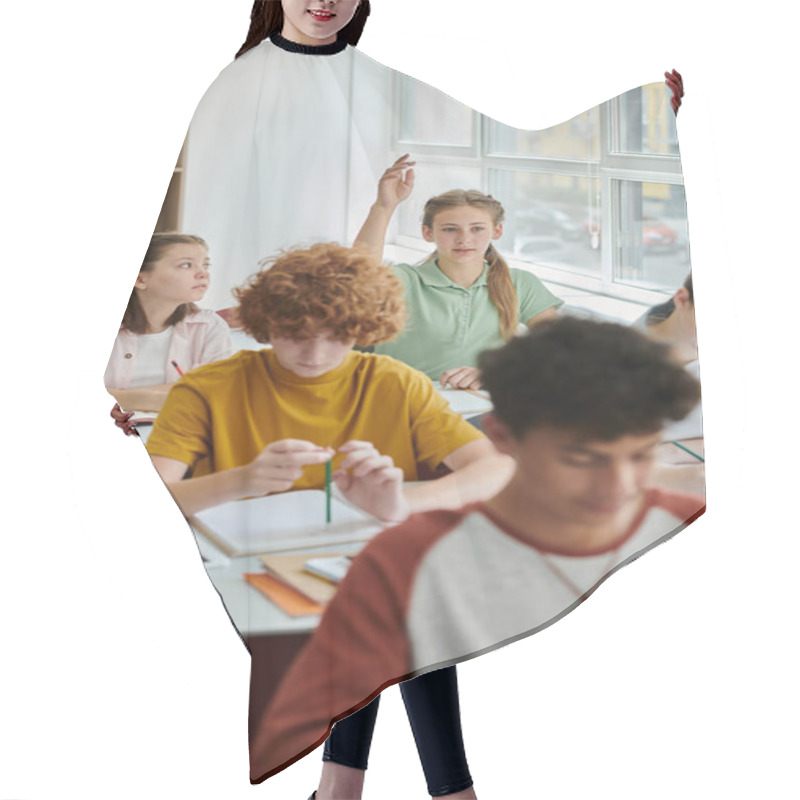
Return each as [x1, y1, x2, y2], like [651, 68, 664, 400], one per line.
[437, 386, 493, 416]
[191, 490, 383, 557]
[244, 573, 324, 616]
[259, 552, 348, 605]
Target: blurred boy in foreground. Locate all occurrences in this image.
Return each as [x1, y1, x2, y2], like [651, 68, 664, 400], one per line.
[251, 317, 704, 783]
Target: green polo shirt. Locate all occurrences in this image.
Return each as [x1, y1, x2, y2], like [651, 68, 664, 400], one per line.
[374, 260, 563, 380]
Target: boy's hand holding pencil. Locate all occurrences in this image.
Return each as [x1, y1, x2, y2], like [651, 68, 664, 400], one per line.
[239, 439, 408, 524]
[332, 440, 409, 525]
[241, 440, 334, 497]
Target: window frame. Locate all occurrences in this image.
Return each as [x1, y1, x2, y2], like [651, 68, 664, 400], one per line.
[389, 78, 688, 307]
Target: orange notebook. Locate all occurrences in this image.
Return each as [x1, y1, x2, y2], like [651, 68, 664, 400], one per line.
[259, 552, 343, 605]
[244, 573, 325, 617]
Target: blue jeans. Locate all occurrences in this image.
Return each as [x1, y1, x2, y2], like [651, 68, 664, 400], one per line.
[322, 666, 473, 797]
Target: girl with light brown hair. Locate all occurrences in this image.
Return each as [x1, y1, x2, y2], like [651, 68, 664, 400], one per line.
[105, 233, 233, 433]
[357, 156, 563, 390]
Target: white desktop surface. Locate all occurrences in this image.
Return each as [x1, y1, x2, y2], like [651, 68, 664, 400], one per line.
[137, 416, 702, 639]
[195, 533, 366, 637]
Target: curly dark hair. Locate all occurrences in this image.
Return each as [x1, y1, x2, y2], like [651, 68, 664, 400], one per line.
[234, 243, 407, 346]
[479, 316, 700, 441]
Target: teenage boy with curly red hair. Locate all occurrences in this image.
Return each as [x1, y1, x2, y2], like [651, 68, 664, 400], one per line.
[146, 241, 509, 523]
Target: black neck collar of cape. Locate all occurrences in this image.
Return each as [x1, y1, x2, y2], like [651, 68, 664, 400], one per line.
[270, 33, 348, 56]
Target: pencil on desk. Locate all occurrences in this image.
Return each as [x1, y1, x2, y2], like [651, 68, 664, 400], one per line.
[671, 440, 705, 462]
[325, 460, 332, 523]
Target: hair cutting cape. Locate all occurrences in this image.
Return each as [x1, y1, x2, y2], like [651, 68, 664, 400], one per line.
[111, 33, 704, 785]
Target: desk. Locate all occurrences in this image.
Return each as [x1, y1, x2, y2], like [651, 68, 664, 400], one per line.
[139, 416, 705, 635]
[138, 411, 705, 739]
[189, 530, 375, 740]
[136, 423, 153, 444]
[193, 437, 705, 639]
[659, 437, 704, 464]
[186, 527, 375, 739]
[197, 534, 366, 636]
[653, 437, 705, 497]
[154, 428, 705, 746]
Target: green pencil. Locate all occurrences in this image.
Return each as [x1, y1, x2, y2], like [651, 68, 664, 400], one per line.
[325, 459, 332, 523]
[671, 440, 705, 463]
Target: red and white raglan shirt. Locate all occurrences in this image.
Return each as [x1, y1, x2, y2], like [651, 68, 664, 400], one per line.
[250, 487, 704, 781]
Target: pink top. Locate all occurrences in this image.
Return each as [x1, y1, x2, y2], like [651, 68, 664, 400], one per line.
[104, 309, 235, 388]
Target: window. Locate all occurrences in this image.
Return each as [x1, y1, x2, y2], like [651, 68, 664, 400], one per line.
[397, 163, 482, 238]
[390, 75, 688, 304]
[492, 169, 601, 278]
[617, 85, 680, 156]
[614, 180, 690, 291]
[487, 108, 600, 161]
[397, 79, 477, 154]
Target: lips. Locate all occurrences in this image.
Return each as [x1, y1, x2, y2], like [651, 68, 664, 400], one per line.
[308, 9, 335, 21]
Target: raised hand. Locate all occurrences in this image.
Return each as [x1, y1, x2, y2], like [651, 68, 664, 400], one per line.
[355, 155, 416, 257]
[375, 153, 416, 211]
[333, 440, 409, 523]
[665, 69, 684, 116]
[242, 439, 333, 497]
[439, 366, 483, 391]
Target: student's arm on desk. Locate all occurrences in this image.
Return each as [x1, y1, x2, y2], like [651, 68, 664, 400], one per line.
[151, 440, 408, 521]
[107, 384, 173, 413]
[149, 441, 333, 517]
[403, 438, 514, 513]
[438, 366, 483, 390]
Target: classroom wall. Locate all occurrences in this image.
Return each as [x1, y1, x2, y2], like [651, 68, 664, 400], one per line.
[2, 1, 797, 799]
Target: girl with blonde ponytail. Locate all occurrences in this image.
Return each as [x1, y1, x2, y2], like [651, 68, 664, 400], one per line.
[423, 189, 519, 341]
[357, 156, 563, 389]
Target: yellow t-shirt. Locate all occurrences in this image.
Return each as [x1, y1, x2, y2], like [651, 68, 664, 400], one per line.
[146, 349, 484, 489]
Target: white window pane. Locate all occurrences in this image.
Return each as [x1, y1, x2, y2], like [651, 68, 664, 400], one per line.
[397, 163, 483, 238]
[491, 169, 602, 277]
[488, 107, 600, 160]
[618, 84, 679, 156]
[615, 181, 690, 290]
[398, 79, 474, 147]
